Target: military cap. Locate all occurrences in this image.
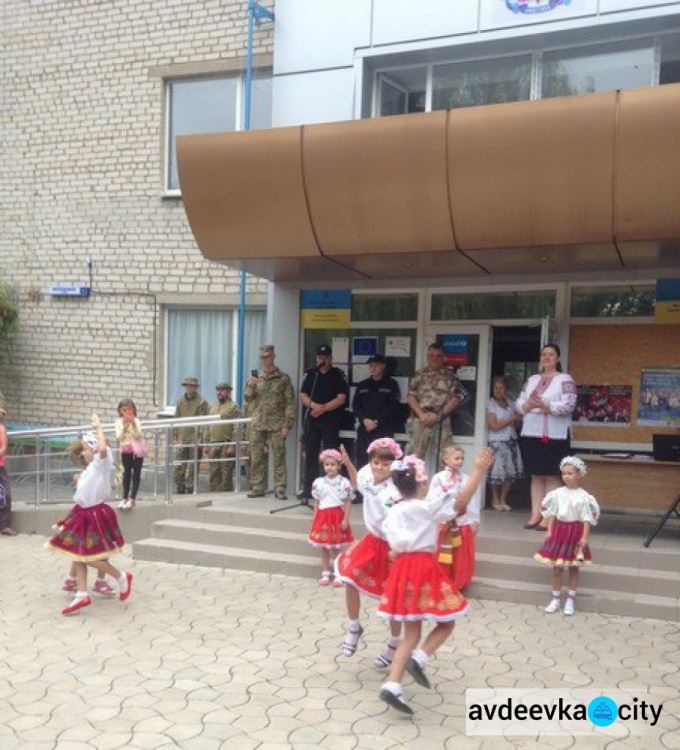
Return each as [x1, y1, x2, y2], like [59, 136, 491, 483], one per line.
[259, 344, 275, 356]
[316, 343, 332, 356]
[182, 376, 199, 386]
[216, 382, 232, 390]
[367, 353, 386, 364]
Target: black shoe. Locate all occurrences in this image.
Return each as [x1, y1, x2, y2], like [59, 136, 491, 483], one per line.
[407, 658, 431, 689]
[296, 490, 309, 501]
[176, 487, 185, 495]
[379, 688, 413, 715]
[247, 490, 266, 498]
[274, 491, 288, 500]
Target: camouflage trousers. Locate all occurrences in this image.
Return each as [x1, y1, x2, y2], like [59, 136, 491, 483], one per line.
[249, 429, 287, 493]
[173, 446, 200, 493]
[406, 418, 453, 461]
[208, 444, 234, 492]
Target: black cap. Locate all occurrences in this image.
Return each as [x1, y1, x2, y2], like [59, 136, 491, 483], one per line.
[367, 354, 386, 364]
[316, 344, 332, 356]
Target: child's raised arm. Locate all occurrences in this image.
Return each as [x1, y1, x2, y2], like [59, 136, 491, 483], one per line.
[340, 444, 358, 489]
[91, 414, 107, 459]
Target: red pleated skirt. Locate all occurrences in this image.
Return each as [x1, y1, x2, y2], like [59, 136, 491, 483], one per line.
[377, 551, 470, 622]
[334, 533, 391, 599]
[308, 506, 354, 549]
[440, 524, 475, 591]
[45, 503, 126, 562]
[534, 520, 592, 567]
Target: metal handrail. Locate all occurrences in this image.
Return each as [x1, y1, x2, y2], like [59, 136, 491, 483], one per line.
[7, 416, 252, 507]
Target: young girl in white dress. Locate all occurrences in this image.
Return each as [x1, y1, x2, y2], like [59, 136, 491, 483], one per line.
[534, 456, 600, 616]
[335, 438, 403, 664]
[308, 449, 354, 587]
[378, 449, 494, 715]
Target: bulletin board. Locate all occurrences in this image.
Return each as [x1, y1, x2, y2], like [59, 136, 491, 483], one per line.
[569, 324, 680, 443]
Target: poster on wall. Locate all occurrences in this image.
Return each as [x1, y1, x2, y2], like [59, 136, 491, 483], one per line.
[572, 385, 632, 426]
[638, 367, 680, 427]
[440, 334, 469, 367]
[480, 0, 597, 30]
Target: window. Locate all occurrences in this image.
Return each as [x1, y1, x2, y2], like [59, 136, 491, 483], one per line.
[432, 56, 532, 110]
[166, 308, 266, 405]
[165, 70, 272, 192]
[660, 33, 680, 85]
[569, 286, 655, 318]
[542, 40, 654, 99]
[431, 291, 555, 321]
[376, 67, 427, 117]
[352, 293, 418, 322]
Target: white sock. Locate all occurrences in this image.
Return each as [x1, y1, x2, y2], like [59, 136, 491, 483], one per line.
[381, 680, 402, 696]
[388, 636, 401, 649]
[567, 590, 576, 598]
[119, 573, 129, 594]
[64, 576, 76, 583]
[412, 648, 430, 668]
[552, 590, 561, 601]
[74, 591, 88, 599]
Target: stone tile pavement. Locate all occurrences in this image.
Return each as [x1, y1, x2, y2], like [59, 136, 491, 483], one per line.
[1, 534, 679, 749]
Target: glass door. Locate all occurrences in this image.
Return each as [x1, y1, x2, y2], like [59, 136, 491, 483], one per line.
[425, 325, 492, 485]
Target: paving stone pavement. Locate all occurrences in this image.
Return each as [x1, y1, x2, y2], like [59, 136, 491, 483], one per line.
[1, 534, 679, 749]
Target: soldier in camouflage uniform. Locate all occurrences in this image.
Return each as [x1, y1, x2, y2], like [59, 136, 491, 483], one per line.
[406, 344, 464, 459]
[208, 382, 240, 492]
[173, 376, 209, 494]
[244, 345, 295, 500]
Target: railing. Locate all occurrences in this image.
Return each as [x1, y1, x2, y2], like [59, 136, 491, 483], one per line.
[6, 415, 251, 507]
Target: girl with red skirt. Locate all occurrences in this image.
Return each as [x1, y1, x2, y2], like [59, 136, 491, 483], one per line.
[45, 414, 133, 615]
[308, 449, 354, 586]
[335, 438, 403, 663]
[378, 448, 494, 715]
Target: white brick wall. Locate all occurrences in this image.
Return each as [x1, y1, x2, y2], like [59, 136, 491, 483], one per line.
[0, 0, 274, 426]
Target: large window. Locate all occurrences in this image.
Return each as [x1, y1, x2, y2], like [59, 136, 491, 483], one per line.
[431, 291, 555, 321]
[166, 71, 272, 192]
[432, 56, 532, 110]
[372, 32, 680, 117]
[166, 308, 266, 405]
[542, 40, 654, 99]
[569, 285, 655, 318]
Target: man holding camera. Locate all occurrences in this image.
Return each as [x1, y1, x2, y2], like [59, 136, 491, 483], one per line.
[244, 345, 295, 500]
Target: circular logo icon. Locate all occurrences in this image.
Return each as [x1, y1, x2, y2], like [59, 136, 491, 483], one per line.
[588, 697, 618, 727]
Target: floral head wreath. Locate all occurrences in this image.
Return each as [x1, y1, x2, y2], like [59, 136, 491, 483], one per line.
[319, 448, 343, 463]
[367, 437, 403, 460]
[390, 454, 429, 483]
[560, 456, 587, 477]
[81, 432, 99, 450]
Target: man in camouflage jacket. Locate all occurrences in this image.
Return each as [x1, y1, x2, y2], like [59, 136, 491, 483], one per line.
[173, 376, 209, 494]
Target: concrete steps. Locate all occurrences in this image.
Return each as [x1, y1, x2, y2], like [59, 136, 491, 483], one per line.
[133, 501, 680, 621]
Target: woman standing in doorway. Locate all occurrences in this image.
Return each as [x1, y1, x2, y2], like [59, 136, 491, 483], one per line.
[515, 344, 577, 530]
[487, 376, 523, 512]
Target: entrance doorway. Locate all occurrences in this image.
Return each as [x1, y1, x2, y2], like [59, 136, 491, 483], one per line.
[489, 325, 542, 513]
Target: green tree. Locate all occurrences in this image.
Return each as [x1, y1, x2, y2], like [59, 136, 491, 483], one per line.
[0, 282, 20, 349]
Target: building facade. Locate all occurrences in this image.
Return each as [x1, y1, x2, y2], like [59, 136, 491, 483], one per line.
[1, 0, 274, 425]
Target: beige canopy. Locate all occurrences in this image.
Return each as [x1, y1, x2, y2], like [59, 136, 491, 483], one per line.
[177, 84, 680, 282]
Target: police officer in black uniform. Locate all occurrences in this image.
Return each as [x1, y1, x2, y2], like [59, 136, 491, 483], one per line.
[299, 344, 350, 499]
[352, 353, 402, 469]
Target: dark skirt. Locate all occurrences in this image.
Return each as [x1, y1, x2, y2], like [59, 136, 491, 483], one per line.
[45, 503, 125, 562]
[520, 436, 571, 476]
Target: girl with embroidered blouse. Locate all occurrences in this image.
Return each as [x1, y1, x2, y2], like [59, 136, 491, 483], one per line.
[308, 449, 354, 587]
[534, 456, 600, 617]
[377, 448, 493, 715]
[335, 438, 403, 666]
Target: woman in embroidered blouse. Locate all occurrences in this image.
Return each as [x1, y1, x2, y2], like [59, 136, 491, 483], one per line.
[515, 344, 577, 530]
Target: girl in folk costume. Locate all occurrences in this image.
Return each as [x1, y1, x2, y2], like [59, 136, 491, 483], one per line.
[535, 456, 600, 616]
[335, 438, 403, 664]
[432, 444, 480, 591]
[308, 449, 354, 587]
[115, 397, 145, 510]
[45, 414, 133, 615]
[378, 449, 494, 715]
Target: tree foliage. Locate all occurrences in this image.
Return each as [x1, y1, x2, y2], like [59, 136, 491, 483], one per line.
[0, 283, 20, 347]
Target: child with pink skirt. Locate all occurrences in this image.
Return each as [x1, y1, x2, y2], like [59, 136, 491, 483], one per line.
[45, 414, 133, 615]
[534, 455, 599, 616]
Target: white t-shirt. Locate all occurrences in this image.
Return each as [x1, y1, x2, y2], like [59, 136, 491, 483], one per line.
[487, 397, 518, 441]
[73, 448, 114, 509]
